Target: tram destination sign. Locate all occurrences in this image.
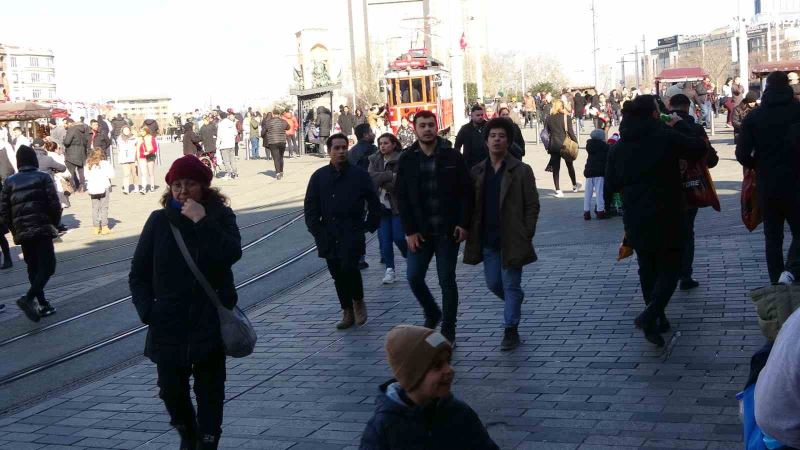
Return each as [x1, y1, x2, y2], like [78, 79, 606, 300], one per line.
[658, 35, 679, 47]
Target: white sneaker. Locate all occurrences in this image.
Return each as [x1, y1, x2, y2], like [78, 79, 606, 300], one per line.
[553, 190, 564, 198]
[573, 183, 583, 193]
[779, 271, 795, 285]
[382, 268, 396, 284]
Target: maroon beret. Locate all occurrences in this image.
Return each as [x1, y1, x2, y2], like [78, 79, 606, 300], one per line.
[164, 155, 213, 186]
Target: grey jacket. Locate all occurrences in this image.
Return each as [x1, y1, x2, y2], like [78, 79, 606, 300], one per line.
[34, 148, 67, 175]
[368, 151, 401, 214]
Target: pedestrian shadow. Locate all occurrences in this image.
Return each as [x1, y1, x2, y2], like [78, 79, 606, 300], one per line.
[108, 218, 122, 229]
[258, 170, 278, 179]
[61, 214, 81, 229]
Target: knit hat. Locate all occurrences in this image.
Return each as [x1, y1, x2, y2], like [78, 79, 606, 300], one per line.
[590, 129, 606, 141]
[385, 325, 452, 391]
[16, 145, 38, 169]
[607, 132, 620, 145]
[164, 155, 213, 186]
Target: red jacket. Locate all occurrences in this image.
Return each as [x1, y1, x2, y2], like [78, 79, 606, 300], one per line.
[283, 112, 298, 136]
[139, 136, 158, 158]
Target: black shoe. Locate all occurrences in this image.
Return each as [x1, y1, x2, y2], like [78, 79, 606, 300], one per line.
[500, 327, 520, 351]
[423, 312, 442, 330]
[634, 306, 664, 347]
[0, 259, 11, 270]
[38, 300, 56, 317]
[16, 296, 41, 322]
[679, 278, 699, 291]
[358, 260, 369, 270]
[176, 423, 197, 450]
[657, 313, 671, 334]
[196, 433, 220, 450]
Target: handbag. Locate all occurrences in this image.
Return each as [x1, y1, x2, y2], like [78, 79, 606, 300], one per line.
[169, 222, 257, 358]
[741, 168, 762, 231]
[560, 114, 579, 162]
[539, 126, 551, 150]
[60, 177, 74, 196]
[682, 158, 721, 211]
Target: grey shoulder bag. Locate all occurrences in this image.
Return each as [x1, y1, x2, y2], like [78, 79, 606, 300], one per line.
[169, 222, 257, 358]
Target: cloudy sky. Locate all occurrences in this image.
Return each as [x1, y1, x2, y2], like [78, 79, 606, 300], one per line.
[1, 0, 739, 109]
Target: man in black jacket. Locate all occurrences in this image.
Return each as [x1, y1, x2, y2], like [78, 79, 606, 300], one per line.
[0, 146, 62, 321]
[396, 111, 473, 344]
[736, 71, 800, 284]
[454, 104, 487, 168]
[668, 94, 720, 291]
[199, 116, 217, 156]
[63, 118, 87, 191]
[605, 95, 707, 347]
[305, 133, 380, 330]
[89, 119, 111, 159]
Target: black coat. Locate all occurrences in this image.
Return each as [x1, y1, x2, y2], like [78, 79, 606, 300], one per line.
[360, 380, 499, 450]
[544, 112, 576, 154]
[110, 117, 127, 138]
[129, 203, 242, 367]
[509, 120, 525, 159]
[338, 113, 356, 135]
[304, 163, 380, 263]
[89, 130, 111, 154]
[200, 123, 217, 153]
[736, 85, 800, 197]
[454, 122, 487, 168]
[348, 140, 377, 170]
[0, 147, 14, 181]
[0, 167, 61, 244]
[182, 129, 202, 155]
[63, 125, 88, 166]
[396, 137, 473, 237]
[605, 118, 707, 251]
[584, 139, 609, 178]
[671, 110, 719, 169]
[574, 94, 587, 117]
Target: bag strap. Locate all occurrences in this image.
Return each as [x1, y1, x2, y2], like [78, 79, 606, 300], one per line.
[168, 222, 224, 310]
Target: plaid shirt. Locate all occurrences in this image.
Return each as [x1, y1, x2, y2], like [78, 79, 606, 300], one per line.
[418, 147, 445, 236]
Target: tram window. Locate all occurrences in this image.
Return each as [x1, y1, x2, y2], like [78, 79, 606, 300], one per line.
[399, 79, 411, 103]
[411, 78, 423, 102]
[387, 79, 395, 106]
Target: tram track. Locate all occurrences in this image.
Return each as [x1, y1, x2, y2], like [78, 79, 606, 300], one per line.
[0, 212, 306, 349]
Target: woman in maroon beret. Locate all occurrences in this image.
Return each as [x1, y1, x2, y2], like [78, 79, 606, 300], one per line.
[128, 155, 242, 449]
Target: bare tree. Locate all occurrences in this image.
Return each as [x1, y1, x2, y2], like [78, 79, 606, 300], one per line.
[354, 57, 383, 108]
[681, 44, 733, 89]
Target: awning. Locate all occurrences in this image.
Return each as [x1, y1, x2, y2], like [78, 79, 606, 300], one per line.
[0, 101, 53, 121]
[751, 60, 800, 75]
[655, 67, 708, 82]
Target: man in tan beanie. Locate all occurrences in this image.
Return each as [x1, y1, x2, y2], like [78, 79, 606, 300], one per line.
[360, 325, 499, 449]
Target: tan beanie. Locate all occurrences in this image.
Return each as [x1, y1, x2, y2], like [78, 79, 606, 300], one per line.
[385, 325, 453, 391]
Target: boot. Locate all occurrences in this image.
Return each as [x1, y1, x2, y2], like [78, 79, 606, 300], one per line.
[0, 257, 11, 270]
[353, 299, 368, 325]
[196, 433, 220, 450]
[336, 308, 355, 330]
[100, 225, 111, 235]
[175, 423, 196, 450]
[93, 226, 101, 235]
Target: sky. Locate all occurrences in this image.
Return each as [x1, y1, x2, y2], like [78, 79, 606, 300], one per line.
[1, 0, 738, 109]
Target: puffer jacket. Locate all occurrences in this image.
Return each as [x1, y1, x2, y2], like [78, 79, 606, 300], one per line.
[0, 166, 62, 244]
[129, 202, 242, 366]
[360, 380, 499, 450]
[263, 117, 289, 145]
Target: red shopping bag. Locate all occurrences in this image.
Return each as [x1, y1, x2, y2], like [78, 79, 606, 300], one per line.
[682, 159, 721, 211]
[741, 168, 762, 232]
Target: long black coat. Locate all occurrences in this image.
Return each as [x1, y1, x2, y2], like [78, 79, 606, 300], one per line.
[129, 202, 242, 367]
[304, 163, 380, 264]
[544, 112, 576, 154]
[0, 167, 61, 244]
[605, 118, 707, 251]
[454, 122, 486, 169]
[395, 138, 473, 237]
[0, 147, 14, 181]
[736, 85, 800, 197]
[63, 125, 88, 166]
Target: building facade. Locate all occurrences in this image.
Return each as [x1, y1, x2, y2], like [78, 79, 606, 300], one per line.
[0, 45, 56, 101]
[108, 97, 172, 132]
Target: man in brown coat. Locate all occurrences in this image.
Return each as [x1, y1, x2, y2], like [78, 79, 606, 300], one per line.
[463, 117, 540, 351]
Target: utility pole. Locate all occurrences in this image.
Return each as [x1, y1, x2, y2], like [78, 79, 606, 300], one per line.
[641, 35, 646, 89]
[617, 56, 626, 86]
[423, 0, 432, 52]
[449, 0, 466, 129]
[363, 0, 372, 71]
[776, 20, 782, 61]
[767, 22, 772, 62]
[348, 0, 358, 108]
[737, 0, 749, 94]
[591, 0, 598, 88]
[634, 45, 640, 89]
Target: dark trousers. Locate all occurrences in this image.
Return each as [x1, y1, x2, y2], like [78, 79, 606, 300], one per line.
[21, 237, 56, 302]
[65, 162, 84, 190]
[680, 208, 699, 280]
[326, 258, 364, 309]
[763, 196, 800, 283]
[0, 231, 10, 262]
[157, 353, 226, 438]
[268, 143, 286, 174]
[406, 235, 460, 337]
[636, 248, 682, 314]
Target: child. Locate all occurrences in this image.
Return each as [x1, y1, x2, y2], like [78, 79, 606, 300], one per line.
[84, 147, 115, 235]
[583, 129, 609, 220]
[360, 325, 499, 450]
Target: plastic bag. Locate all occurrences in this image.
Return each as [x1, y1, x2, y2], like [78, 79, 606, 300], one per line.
[741, 168, 762, 232]
[682, 159, 721, 211]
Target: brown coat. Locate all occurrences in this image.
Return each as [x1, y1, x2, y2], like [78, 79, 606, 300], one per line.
[368, 150, 401, 214]
[463, 154, 540, 269]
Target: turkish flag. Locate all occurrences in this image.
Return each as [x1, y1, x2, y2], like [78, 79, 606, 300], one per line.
[460, 32, 467, 50]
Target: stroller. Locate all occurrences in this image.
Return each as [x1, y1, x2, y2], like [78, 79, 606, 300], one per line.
[198, 150, 221, 177]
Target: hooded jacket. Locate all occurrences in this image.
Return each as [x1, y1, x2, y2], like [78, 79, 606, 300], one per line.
[0, 147, 62, 244]
[735, 84, 800, 197]
[129, 201, 242, 366]
[360, 380, 499, 450]
[605, 117, 707, 251]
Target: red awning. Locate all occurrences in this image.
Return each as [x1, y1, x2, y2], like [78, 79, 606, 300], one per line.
[655, 67, 708, 81]
[751, 60, 800, 75]
[0, 101, 52, 121]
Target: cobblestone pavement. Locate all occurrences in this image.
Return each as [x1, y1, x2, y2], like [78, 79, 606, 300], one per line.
[0, 124, 774, 449]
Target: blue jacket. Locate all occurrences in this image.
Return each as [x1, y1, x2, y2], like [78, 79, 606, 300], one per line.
[304, 163, 380, 263]
[348, 140, 377, 171]
[360, 380, 499, 450]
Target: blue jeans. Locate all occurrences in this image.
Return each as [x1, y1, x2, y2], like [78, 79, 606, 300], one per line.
[482, 247, 524, 328]
[378, 214, 407, 269]
[250, 137, 260, 158]
[406, 235, 460, 337]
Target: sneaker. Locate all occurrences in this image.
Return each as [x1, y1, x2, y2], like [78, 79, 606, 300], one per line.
[573, 183, 583, 193]
[679, 278, 700, 291]
[553, 190, 564, 198]
[16, 296, 41, 322]
[382, 268, 396, 284]
[583, 211, 591, 220]
[38, 301, 56, 317]
[139, 186, 146, 195]
[779, 271, 795, 285]
[500, 327, 521, 351]
[276, 172, 283, 180]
